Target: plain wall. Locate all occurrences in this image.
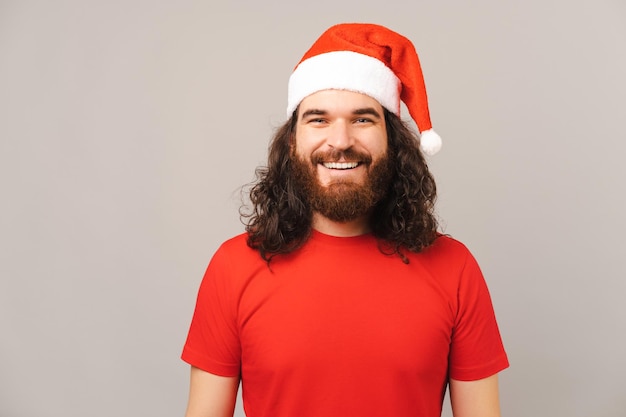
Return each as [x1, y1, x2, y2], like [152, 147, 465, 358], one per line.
[1, 1, 625, 416]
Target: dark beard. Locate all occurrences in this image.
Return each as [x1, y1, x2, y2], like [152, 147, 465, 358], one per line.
[290, 149, 394, 223]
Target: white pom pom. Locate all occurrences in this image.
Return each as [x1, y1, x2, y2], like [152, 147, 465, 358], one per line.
[419, 129, 442, 156]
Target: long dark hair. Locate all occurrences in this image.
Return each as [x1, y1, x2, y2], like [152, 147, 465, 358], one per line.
[240, 109, 438, 263]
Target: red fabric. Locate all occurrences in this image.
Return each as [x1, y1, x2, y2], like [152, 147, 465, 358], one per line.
[182, 232, 508, 417]
[295, 23, 434, 133]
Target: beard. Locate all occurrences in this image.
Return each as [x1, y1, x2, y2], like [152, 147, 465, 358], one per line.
[290, 148, 394, 223]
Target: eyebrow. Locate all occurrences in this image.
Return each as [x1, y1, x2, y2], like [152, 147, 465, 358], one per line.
[300, 109, 327, 119]
[300, 107, 383, 119]
[353, 107, 382, 118]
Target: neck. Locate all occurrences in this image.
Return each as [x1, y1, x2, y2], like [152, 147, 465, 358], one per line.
[311, 212, 371, 237]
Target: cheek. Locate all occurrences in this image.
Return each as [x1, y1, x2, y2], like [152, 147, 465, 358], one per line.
[375, 141, 388, 157]
[366, 135, 388, 159]
[292, 143, 307, 161]
[293, 131, 320, 158]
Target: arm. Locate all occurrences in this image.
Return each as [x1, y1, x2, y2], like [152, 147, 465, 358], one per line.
[449, 374, 502, 417]
[184, 366, 240, 417]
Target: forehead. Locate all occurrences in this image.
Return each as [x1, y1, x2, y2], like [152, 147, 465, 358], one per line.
[297, 90, 384, 116]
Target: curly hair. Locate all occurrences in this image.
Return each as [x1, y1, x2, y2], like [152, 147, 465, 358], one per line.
[240, 109, 439, 263]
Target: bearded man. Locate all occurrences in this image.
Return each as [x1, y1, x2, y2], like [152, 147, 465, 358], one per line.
[182, 23, 509, 417]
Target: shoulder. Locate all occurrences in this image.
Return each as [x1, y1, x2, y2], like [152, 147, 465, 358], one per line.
[203, 233, 265, 277]
[407, 234, 484, 283]
[198, 232, 266, 296]
[217, 232, 254, 253]
[419, 234, 474, 264]
[210, 232, 259, 259]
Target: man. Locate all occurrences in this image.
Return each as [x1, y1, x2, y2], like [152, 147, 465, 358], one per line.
[182, 23, 509, 417]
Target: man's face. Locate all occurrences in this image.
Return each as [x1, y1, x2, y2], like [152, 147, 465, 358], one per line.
[291, 89, 393, 222]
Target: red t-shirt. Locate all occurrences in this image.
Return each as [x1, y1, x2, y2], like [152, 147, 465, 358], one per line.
[182, 231, 508, 417]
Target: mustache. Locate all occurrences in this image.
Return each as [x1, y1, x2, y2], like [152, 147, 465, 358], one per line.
[311, 149, 373, 165]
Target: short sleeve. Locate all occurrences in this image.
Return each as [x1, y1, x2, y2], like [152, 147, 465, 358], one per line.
[181, 246, 241, 377]
[448, 250, 509, 381]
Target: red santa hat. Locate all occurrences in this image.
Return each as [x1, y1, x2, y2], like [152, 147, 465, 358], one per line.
[287, 23, 442, 156]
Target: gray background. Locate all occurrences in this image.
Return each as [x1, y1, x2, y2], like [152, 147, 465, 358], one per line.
[1, 0, 625, 416]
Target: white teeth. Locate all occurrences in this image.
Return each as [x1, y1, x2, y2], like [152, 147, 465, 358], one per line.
[323, 162, 359, 170]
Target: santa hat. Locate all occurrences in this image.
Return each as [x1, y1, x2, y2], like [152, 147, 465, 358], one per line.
[287, 23, 442, 156]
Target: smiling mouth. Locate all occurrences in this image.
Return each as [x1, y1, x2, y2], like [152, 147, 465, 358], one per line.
[322, 162, 360, 170]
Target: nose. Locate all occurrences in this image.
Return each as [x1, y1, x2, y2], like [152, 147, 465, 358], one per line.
[326, 120, 353, 150]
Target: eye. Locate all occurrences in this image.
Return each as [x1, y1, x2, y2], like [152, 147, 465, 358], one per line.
[354, 117, 373, 124]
